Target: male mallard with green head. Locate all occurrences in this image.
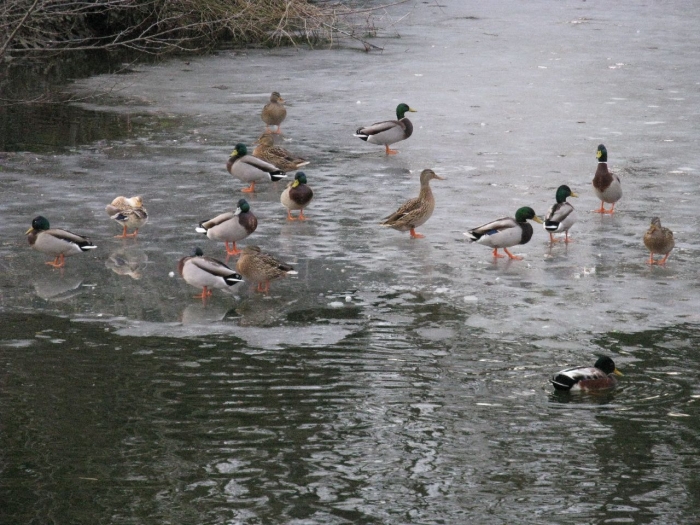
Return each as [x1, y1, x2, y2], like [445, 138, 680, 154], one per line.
[195, 198, 258, 256]
[465, 207, 543, 260]
[551, 356, 623, 392]
[643, 217, 675, 266]
[281, 172, 314, 221]
[253, 133, 309, 172]
[381, 169, 444, 238]
[105, 195, 148, 238]
[544, 185, 578, 243]
[354, 103, 416, 155]
[227, 143, 286, 193]
[592, 144, 622, 214]
[26, 216, 97, 268]
[236, 245, 298, 294]
[178, 247, 243, 300]
[261, 91, 287, 134]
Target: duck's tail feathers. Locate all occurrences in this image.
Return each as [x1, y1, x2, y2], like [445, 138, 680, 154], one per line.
[544, 221, 560, 232]
[286, 270, 299, 275]
[224, 273, 243, 286]
[195, 225, 207, 234]
[354, 130, 369, 141]
[79, 243, 97, 252]
[463, 231, 479, 243]
[271, 172, 287, 182]
[551, 374, 576, 391]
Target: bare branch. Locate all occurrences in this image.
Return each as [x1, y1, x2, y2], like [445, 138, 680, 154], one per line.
[0, 0, 41, 57]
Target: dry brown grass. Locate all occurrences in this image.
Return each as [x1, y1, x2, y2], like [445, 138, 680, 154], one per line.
[0, 0, 403, 58]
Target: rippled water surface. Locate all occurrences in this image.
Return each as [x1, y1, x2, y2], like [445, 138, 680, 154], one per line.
[2, 1, 700, 523]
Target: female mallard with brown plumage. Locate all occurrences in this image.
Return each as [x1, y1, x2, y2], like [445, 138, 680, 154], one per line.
[281, 172, 314, 221]
[236, 245, 298, 293]
[643, 217, 675, 265]
[178, 247, 243, 300]
[381, 169, 444, 238]
[261, 91, 287, 134]
[226, 143, 287, 193]
[543, 185, 578, 243]
[195, 198, 258, 256]
[354, 103, 416, 155]
[551, 356, 623, 392]
[105, 195, 148, 238]
[592, 144, 622, 214]
[26, 215, 97, 268]
[464, 207, 543, 260]
[253, 133, 309, 172]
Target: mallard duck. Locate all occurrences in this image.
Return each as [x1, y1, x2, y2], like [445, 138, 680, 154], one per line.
[26, 215, 97, 268]
[381, 169, 444, 238]
[235, 245, 298, 293]
[354, 103, 416, 155]
[551, 356, 623, 392]
[261, 91, 287, 134]
[105, 196, 148, 238]
[643, 217, 675, 265]
[592, 144, 622, 214]
[544, 185, 578, 243]
[226, 143, 286, 193]
[195, 198, 258, 256]
[178, 247, 243, 300]
[253, 133, 309, 172]
[281, 172, 314, 221]
[464, 207, 543, 260]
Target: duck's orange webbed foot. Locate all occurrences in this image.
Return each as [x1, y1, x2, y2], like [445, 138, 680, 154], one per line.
[45, 254, 66, 268]
[225, 241, 241, 256]
[385, 145, 399, 155]
[194, 286, 212, 300]
[503, 248, 523, 260]
[409, 228, 425, 239]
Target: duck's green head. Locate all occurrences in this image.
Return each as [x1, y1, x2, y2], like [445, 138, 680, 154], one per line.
[596, 144, 608, 162]
[231, 143, 248, 158]
[26, 215, 50, 234]
[293, 171, 307, 188]
[236, 198, 251, 214]
[594, 356, 623, 376]
[396, 103, 416, 119]
[555, 185, 578, 203]
[514, 206, 543, 224]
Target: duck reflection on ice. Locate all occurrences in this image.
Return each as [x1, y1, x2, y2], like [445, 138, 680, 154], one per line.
[105, 247, 148, 279]
[180, 302, 235, 325]
[33, 274, 83, 301]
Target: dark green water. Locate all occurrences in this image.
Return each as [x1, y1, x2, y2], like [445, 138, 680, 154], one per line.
[1, 313, 699, 524]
